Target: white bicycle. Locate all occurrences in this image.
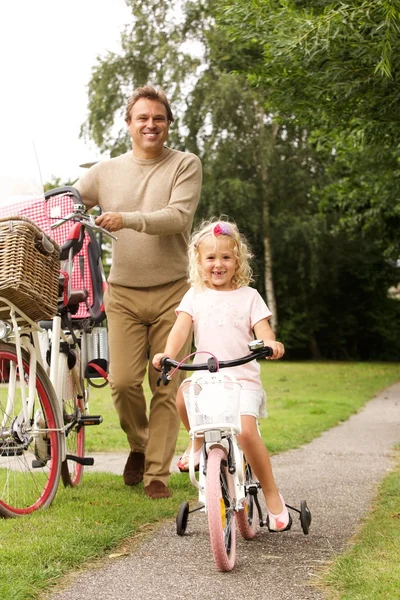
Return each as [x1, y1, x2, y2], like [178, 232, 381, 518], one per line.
[159, 343, 312, 571]
[0, 189, 114, 517]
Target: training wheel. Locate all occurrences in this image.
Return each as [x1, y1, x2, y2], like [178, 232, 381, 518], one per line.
[300, 500, 312, 535]
[176, 501, 190, 536]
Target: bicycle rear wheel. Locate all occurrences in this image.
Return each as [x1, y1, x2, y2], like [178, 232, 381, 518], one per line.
[0, 342, 61, 517]
[58, 349, 86, 487]
[236, 456, 259, 539]
[206, 447, 236, 571]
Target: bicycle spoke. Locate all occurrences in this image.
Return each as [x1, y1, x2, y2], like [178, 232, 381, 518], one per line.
[206, 447, 236, 571]
[59, 348, 86, 487]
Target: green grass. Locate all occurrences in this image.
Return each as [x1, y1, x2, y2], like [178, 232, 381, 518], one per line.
[0, 361, 399, 600]
[0, 474, 194, 600]
[323, 457, 400, 600]
[86, 361, 400, 455]
[258, 361, 400, 453]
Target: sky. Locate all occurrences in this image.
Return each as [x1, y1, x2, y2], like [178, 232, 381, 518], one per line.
[0, 0, 131, 185]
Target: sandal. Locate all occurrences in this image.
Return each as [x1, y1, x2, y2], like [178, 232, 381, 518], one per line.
[176, 447, 202, 473]
[267, 493, 292, 532]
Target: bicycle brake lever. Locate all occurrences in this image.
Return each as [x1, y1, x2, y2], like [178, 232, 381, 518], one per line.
[156, 371, 171, 387]
[157, 357, 173, 386]
[92, 222, 118, 241]
[84, 214, 118, 240]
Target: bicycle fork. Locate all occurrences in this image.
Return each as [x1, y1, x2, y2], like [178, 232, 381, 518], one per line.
[190, 429, 246, 514]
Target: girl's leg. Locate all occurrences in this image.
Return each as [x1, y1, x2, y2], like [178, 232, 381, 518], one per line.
[176, 386, 203, 456]
[237, 415, 284, 515]
[176, 386, 190, 432]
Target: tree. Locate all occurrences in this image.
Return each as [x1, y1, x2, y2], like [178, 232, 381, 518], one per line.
[43, 177, 76, 191]
[182, 69, 282, 329]
[80, 0, 200, 156]
[81, 0, 283, 329]
[217, 0, 400, 257]
[80, 0, 400, 359]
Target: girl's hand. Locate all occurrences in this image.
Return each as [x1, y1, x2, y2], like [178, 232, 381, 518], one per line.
[253, 318, 284, 360]
[152, 353, 169, 371]
[265, 340, 285, 360]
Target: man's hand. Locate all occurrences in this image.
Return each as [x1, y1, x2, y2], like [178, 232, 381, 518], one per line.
[95, 212, 124, 232]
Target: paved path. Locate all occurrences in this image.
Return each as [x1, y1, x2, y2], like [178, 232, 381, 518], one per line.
[46, 383, 400, 600]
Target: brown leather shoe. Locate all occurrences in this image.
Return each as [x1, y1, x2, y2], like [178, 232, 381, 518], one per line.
[123, 451, 145, 486]
[144, 480, 171, 499]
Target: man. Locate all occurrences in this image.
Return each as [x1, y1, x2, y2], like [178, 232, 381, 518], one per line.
[75, 85, 202, 499]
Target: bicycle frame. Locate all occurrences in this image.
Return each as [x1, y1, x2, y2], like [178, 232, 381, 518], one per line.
[164, 346, 312, 571]
[0, 193, 111, 516]
[160, 345, 274, 570]
[0, 299, 63, 440]
[183, 371, 247, 514]
[0, 297, 86, 465]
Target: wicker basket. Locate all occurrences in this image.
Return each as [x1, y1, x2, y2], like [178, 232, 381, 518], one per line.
[0, 216, 60, 322]
[182, 373, 242, 434]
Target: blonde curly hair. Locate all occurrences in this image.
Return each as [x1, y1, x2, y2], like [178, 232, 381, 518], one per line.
[188, 217, 254, 289]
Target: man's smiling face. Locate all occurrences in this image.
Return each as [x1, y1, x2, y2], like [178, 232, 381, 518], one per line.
[127, 97, 170, 159]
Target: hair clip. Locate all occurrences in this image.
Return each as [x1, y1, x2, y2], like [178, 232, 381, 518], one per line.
[213, 222, 233, 237]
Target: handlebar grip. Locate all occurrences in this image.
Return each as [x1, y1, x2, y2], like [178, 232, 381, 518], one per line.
[44, 186, 83, 205]
[262, 346, 273, 358]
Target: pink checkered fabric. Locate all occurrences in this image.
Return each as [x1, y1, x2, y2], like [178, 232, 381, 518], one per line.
[0, 195, 93, 319]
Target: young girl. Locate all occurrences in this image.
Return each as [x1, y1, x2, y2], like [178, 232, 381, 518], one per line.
[152, 219, 290, 531]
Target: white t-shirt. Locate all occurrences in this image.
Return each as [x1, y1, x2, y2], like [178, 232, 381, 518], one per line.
[177, 286, 272, 390]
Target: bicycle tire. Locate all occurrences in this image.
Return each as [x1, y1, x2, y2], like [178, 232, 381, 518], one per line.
[176, 501, 190, 536]
[300, 500, 312, 535]
[206, 447, 236, 571]
[58, 350, 85, 487]
[0, 342, 62, 517]
[236, 457, 259, 540]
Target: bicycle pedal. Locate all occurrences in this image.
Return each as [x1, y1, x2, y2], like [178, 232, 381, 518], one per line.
[66, 454, 95, 466]
[247, 483, 259, 495]
[78, 415, 103, 426]
[0, 445, 24, 457]
[32, 459, 48, 468]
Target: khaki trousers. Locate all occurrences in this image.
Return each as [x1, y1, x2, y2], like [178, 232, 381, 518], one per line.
[104, 278, 191, 486]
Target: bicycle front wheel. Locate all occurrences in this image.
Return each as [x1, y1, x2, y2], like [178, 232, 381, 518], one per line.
[206, 447, 236, 571]
[236, 457, 259, 539]
[0, 342, 61, 517]
[58, 349, 85, 487]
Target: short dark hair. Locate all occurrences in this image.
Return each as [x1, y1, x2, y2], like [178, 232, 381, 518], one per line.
[125, 85, 174, 124]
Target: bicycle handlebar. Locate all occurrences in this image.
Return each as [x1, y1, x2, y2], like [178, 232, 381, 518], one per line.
[44, 186, 117, 241]
[157, 345, 273, 386]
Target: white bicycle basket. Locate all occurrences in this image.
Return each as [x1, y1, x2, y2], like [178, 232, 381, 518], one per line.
[182, 372, 242, 434]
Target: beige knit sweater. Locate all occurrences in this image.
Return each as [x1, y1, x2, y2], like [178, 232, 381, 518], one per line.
[75, 147, 202, 288]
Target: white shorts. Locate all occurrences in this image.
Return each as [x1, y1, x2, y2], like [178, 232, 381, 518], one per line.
[179, 378, 267, 420]
[240, 388, 267, 419]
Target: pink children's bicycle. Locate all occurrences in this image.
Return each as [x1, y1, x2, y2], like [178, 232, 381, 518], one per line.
[158, 343, 312, 571]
